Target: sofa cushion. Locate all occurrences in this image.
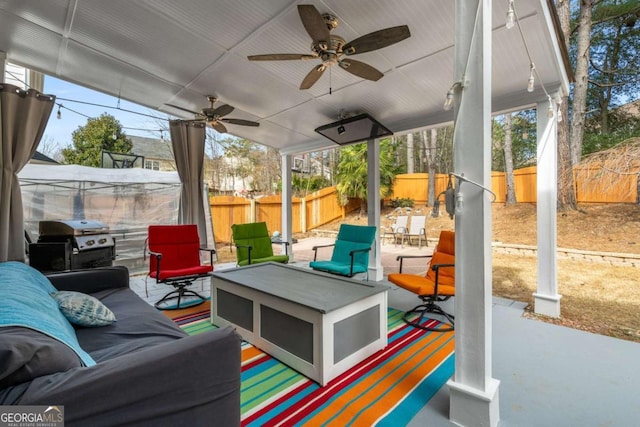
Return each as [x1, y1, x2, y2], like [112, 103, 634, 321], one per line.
[74, 288, 187, 362]
[0, 327, 81, 389]
[51, 291, 117, 327]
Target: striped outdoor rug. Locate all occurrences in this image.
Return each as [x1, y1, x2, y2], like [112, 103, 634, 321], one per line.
[173, 308, 455, 426]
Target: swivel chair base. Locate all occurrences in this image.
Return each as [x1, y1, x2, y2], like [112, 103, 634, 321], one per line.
[403, 301, 454, 332]
[155, 280, 206, 310]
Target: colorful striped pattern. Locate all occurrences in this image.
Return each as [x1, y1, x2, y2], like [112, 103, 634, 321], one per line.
[174, 308, 455, 426]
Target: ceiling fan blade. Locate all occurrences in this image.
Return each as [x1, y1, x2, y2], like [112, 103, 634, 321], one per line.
[300, 64, 326, 90]
[212, 104, 234, 117]
[248, 53, 317, 61]
[343, 25, 411, 55]
[210, 121, 227, 133]
[338, 59, 384, 81]
[165, 103, 200, 116]
[221, 118, 260, 127]
[298, 5, 330, 47]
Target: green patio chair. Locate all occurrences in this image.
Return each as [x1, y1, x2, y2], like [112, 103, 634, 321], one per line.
[231, 222, 289, 266]
[309, 224, 377, 278]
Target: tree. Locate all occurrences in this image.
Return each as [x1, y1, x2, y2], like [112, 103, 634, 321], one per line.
[583, 1, 640, 152]
[425, 129, 437, 206]
[222, 138, 260, 191]
[557, 0, 639, 210]
[37, 135, 63, 162]
[557, 0, 578, 210]
[569, 0, 594, 167]
[503, 113, 517, 204]
[406, 132, 414, 173]
[335, 139, 402, 214]
[587, 1, 640, 135]
[62, 113, 132, 167]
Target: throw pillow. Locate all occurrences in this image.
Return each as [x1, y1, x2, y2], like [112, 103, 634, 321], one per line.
[51, 291, 116, 327]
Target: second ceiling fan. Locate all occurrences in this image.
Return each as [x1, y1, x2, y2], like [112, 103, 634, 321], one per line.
[248, 4, 411, 90]
[167, 96, 259, 134]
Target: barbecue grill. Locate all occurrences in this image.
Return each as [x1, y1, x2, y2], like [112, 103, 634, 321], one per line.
[29, 220, 115, 272]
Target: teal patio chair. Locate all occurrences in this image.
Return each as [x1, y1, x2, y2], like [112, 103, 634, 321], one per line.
[309, 224, 377, 278]
[231, 222, 289, 266]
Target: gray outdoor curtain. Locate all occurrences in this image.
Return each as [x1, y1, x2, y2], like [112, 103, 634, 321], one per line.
[0, 83, 55, 262]
[169, 119, 207, 245]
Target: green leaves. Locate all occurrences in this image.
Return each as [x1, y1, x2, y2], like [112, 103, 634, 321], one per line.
[62, 113, 132, 166]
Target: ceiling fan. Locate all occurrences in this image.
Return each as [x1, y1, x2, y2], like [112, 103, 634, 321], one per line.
[247, 4, 410, 90]
[166, 96, 260, 133]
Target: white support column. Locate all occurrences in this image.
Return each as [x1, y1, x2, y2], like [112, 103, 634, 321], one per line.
[447, 1, 500, 426]
[367, 138, 383, 281]
[281, 154, 294, 259]
[534, 97, 561, 317]
[1, 51, 6, 82]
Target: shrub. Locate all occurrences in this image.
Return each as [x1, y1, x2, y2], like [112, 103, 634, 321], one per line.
[389, 197, 414, 208]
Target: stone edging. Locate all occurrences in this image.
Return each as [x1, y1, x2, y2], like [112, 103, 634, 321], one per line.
[492, 242, 640, 268]
[310, 230, 640, 268]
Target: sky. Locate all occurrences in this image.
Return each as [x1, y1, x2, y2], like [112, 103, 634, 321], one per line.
[41, 77, 173, 155]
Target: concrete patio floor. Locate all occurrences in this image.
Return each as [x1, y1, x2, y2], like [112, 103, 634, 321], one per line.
[130, 237, 640, 427]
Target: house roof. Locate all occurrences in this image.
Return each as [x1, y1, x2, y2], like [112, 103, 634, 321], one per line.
[30, 151, 59, 164]
[0, 1, 570, 155]
[128, 135, 174, 161]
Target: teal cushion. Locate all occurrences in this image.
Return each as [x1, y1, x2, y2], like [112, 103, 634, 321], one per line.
[309, 260, 368, 276]
[331, 240, 371, 267]
[51, 291, 116, 327]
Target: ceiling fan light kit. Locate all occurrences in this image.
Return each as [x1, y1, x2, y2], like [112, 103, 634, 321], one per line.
[248, 4, 411, 90]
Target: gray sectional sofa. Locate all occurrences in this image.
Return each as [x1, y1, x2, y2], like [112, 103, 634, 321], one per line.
[0, 263, 241, 426]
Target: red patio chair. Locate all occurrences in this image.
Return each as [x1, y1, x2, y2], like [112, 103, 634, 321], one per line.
[145, 224, 215, 310]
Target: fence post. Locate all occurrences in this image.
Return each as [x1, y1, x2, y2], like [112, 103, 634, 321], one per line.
[301, 198, 307, 233]
[250, 199, 256, 223]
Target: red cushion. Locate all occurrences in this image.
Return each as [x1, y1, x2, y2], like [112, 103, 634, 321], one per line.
[151, 265, 213, 281]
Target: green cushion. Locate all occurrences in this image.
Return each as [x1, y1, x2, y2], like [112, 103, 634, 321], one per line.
[238, 254, 289, 266]
[232, 222, 288, 265]
[232, 222, 269, 240]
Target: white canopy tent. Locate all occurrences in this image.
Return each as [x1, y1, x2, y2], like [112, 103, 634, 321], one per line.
[19, 164, 183, 273]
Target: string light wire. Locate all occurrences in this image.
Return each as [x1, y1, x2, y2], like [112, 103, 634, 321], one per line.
[5, 68, 170, 136]
[507, 0, 552, 100]
[442, 0, 483, 111]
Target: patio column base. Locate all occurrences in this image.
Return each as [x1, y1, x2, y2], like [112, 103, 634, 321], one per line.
[533, 292, 562, 318]
[448, 377, 500, 427]
[368, 265, 383, 282]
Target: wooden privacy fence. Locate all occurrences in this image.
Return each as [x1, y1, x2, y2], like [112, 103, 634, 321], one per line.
[210, 166, 637, 243]
[392, 166, 638, 204]
[209, 186, 360, 243]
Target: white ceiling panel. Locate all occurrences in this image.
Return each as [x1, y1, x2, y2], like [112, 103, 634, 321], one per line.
[0, 0, 570, 153]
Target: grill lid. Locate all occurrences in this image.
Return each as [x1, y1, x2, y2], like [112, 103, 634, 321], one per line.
[39, 220, 109, 236]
